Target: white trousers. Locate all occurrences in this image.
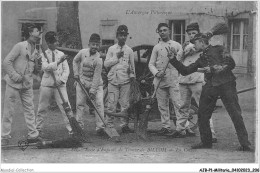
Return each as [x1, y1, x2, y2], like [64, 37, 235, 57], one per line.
[2, 84, 39, 139]
[76, 84, 105, 131]
[36, 85, 72, 132]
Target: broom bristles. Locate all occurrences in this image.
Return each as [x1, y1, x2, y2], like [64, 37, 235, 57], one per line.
[50, 137, 82, 148]
[129, 78, 142, 106]
[210, 22, 229, 36]
[70, 118, 84, 134]
[37, 137, 82, 149]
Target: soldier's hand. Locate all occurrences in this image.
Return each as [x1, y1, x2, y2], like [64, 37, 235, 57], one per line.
[55, 79, 64, 86]
[74, 75, 79, 80]
[212, 65, 226, 74]
[166, 47, 176, 60]
[89, 93, 95, 100]
[58, 55, 68, 64]
[116, 51, 124, 59]
[16, 74, 23, 83]
[155, 71, 166, 78]
[203, 67, 211, 73]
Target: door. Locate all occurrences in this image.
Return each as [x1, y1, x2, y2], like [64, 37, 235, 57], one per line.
[229, 19, 249, 71]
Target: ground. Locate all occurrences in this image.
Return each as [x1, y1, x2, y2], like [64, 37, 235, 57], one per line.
[1, 74, 257, 163]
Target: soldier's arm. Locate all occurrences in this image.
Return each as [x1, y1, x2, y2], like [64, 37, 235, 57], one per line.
[41, 53, 58, 72]
[89, 57, 103, 95]
[73, 50, 82, 76]
[211, 47, 236, 74]
[60, 58, 70, 83]
[148, 46, 159, 76]
[169, 56, 201, 76]
[3, 43, 23, 82]
[175, 42, 184, 61]
[104, 47, 119, 68]
[222, 49, 236, 71]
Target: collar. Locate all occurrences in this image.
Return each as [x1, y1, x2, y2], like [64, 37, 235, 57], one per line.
[88, 48, 98, 56]
[27, 39, 36, 47]
[116, 43, 126, 49]
[160, 39, 172, 45]
[203, 45, 211, 53]
[47, 49, 57, 54]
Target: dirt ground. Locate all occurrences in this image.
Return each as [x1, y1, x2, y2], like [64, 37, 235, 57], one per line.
[1, 74, 257, 163]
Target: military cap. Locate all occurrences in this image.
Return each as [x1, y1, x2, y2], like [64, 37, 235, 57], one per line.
[186, 22, 200, 33]
[190, 33, 209, 44]
[89, 33, 101, 43]
[156, 23, 169, 32]
[116, 25, 129, 35]
[45, 31, 57, 43]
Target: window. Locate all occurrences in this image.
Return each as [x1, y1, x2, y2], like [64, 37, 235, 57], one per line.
[169, 20, 185, 44]
[102, 39, 114, 47]
[230, 19, 248, 50]
[100, 20, 118, 46]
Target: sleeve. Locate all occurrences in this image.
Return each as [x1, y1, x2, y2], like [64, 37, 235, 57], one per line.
[210, 47, 236, 74]
[73, 50, 82, 76]
[222, 48, 236, 71]
[89, 57, 103, 94]
[104, 47, 119, 68]
[169, 56, 201, 76]
[41, 52, 58, 71]
[148, 46, 159, 76]
[175, 42, 183, 61]
[60, 59, 70, 83]
[129, 49, 136, 78]
[3, 43, 22, 82]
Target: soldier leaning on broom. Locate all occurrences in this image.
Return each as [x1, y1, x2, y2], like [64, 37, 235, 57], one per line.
[104, 25, 136, 133]
[35, 31, 72, 136]
[2, 24, 43, 145]
[73, 33, 106, 136]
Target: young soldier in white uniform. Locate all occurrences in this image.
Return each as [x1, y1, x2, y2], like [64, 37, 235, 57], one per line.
[36, 31, 72, 135]
[2, 24, 43, 145]
[104, 25, 136, 133]
[149, 23, 186, 136]
[173, 23, 217, 141]
[73, 33, 106, 136]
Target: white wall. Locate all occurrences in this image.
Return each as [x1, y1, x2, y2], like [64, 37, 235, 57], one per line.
[78, 1, 254, 48]
[1, 2, 57, 60]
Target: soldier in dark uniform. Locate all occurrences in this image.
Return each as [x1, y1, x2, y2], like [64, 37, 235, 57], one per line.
[167, 33, 251, 151]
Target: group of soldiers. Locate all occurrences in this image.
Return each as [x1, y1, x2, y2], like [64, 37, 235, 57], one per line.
[1, 22, 252, 151]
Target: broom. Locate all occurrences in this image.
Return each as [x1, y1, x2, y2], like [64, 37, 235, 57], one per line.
[2, 137, 82, 151]
[205, 22, 229, 38]
[136, 46, 175, 140]
[128, 56, 142, 133]
[40, 46, 87, 142]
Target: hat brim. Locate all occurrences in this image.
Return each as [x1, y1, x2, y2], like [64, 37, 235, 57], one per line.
[186, 28, 199, 33]
[89, 40, 101, 43]
[116, 32, 129, 35]
[46, 38, 57, 44]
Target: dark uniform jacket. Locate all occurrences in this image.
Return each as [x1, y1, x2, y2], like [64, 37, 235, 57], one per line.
[170, 45, 236, 86]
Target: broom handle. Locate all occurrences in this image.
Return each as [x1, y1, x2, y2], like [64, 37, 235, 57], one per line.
[76, 79, 107, 125]
[40, 46, 67, 103]
[151, 60, 170, 99]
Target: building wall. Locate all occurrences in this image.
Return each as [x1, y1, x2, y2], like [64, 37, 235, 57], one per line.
[1, 1, 58, 61]
[78, 1, 256, 73]
[78, 1, 254, 46]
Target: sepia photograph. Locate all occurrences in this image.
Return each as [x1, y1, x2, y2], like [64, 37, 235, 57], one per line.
[1, 1, 259, 172]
